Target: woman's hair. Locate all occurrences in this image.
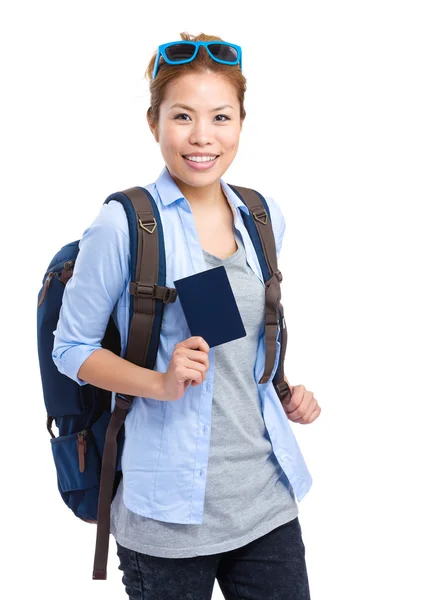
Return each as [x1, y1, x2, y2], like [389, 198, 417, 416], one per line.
[145, 32, 247, 124]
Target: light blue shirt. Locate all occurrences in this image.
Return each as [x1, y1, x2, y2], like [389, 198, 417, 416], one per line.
[52, 165, 312, 524]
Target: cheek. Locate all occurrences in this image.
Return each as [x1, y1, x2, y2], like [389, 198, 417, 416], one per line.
[161, 126, 187, 154]
[221, 131, 240, 154]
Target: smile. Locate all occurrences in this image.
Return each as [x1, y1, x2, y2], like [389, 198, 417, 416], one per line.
[182, 155, 219, 170]
[184, 155, 217, 163]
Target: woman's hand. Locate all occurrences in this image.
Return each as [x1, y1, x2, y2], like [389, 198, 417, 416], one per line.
[159, 336, 210, 402]
[281, 378, 322, 424]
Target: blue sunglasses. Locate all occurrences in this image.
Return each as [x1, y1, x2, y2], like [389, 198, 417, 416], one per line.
[152, 40, 242, 80]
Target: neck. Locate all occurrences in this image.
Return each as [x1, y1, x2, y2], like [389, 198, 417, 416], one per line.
[172, 175, 227, 213]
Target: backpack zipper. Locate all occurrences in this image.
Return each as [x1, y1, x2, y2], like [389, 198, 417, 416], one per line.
[37, 271, 58, 308]
[58, 260, 74, 285]
[77, 430, 88, 473]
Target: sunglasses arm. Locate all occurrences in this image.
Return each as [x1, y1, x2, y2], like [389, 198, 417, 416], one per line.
[152, 49, 162, 80]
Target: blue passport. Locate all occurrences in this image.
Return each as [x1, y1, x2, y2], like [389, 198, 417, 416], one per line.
[173, 265, 247, 348]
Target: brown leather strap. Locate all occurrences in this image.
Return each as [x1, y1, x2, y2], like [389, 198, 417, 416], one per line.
[92, 393, 132, 579]
[274, 316, 291, 402]
[92, 187, 176, 580]
[129, 281, 178, 304]
[46, 415, 55, 439]
[126, 188, 160, 369]
[230, 186, 291, 403]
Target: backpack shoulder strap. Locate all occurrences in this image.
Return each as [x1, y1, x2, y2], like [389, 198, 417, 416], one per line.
[228, 185, 291, 405]
[93, 186, 177, 580]
[108, 186, 177, 369]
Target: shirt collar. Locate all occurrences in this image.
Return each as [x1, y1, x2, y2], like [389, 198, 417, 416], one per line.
[155, 165, 250, 216]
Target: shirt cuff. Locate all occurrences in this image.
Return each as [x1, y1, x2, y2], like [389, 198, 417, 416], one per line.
[52, 342, 102, 387]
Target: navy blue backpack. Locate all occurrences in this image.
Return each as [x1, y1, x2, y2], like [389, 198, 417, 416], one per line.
[36, 184, 291, 580]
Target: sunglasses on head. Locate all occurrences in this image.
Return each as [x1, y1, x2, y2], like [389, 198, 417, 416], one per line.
[152, 40, 242, 80]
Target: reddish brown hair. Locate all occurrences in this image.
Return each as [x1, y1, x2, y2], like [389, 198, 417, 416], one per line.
[145, 32, 247, 124]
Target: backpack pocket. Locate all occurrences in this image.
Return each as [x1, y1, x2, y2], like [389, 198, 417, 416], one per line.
[50, 412, 124, 522]
[51, 428, 101, 522]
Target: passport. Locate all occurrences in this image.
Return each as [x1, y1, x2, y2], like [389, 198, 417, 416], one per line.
[173, 265, 247, 348]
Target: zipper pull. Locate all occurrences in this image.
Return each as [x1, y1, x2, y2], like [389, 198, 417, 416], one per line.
[58, 260, 74, 285]
[77, 430, 88, 473]
[37, 271, 58, 308]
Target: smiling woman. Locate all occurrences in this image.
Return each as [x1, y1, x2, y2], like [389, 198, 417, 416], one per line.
[50, 29, 316, 600]
[145, 39, 246, 210]
[109, 31, 314, 599]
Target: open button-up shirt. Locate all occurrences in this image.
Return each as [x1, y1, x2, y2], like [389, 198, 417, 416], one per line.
[52, 165, 312, 524]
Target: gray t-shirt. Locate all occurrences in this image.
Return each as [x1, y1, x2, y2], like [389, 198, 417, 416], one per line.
[110, 230, 298, 558]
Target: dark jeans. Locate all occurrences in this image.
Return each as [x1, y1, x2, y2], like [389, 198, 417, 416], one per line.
[116, 516, 311, 599]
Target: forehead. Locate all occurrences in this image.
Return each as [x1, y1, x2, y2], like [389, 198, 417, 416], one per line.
[162, 71, 239, 108]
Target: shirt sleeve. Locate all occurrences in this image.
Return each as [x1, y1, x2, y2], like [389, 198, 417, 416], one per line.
[52, 201, 130, 386]
[265, 196, 286, 260]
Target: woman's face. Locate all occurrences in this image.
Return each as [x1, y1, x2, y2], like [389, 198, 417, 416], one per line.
[148, 71, 243, 193]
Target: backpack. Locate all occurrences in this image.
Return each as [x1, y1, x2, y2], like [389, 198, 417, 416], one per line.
[36, 184, 291, 580]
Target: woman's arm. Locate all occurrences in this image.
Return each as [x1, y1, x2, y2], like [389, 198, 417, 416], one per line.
[77, 347, 164, 400]
[52, 201, 164, 401]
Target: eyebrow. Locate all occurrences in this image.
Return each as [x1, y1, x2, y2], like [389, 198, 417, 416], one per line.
[169, 103, 234, 112]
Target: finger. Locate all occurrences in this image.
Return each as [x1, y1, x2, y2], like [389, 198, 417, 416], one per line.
[186, 349, 210, 368]
[299, 399, 318, 424]
[305, 404, 322, 424]
[177, 367, 204, 385]
[178, 357, 208, 382]
[286, 389, 313, 420]
[296, 403, 321, 425]
[200, 338, 210, 353]
[183, 357, 207, 376]
[283, 386, 305, 415]
[186, 336, 210, 353]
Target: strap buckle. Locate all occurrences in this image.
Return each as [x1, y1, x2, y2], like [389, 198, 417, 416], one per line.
[275, 380, 291, 403]
[265, 270, 282, 289]
[129, 282, 177, 304]
[138, 214, 157, 234]
[163, 287, 178, 305]
[274, 269, 283, 283]
[133, 283, 155, 297]
[252, 209, 268, 225]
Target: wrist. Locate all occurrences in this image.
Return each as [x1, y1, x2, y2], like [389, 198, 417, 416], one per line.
[153, 371, 166, 401]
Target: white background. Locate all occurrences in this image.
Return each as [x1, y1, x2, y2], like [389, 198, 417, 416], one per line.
[1, 1, 421, 598]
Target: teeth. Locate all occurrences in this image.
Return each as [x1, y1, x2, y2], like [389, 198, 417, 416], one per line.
[184, 155, 217, 163]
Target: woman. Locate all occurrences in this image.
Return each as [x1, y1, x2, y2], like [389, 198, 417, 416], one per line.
[53, 31, 321, 600]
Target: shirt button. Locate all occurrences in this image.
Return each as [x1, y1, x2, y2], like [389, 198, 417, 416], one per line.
[203, 425, 207, 434]
[200, 470, 204, 477]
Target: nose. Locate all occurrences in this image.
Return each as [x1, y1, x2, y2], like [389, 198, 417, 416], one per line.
[189, 118, 214, 146]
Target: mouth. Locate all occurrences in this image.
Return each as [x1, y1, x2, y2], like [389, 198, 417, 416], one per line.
[182, 154, 220, 171]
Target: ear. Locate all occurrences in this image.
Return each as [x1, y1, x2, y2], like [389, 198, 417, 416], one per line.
[146, 110, 159, 142]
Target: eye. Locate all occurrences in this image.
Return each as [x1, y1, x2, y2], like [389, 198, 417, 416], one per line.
[215, 114, 230, 122]
[174, 113, 191, 121]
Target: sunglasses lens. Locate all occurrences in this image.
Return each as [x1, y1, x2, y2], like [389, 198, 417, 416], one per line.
[164, 43, 196, 62]
[208, 44, 238, 63]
